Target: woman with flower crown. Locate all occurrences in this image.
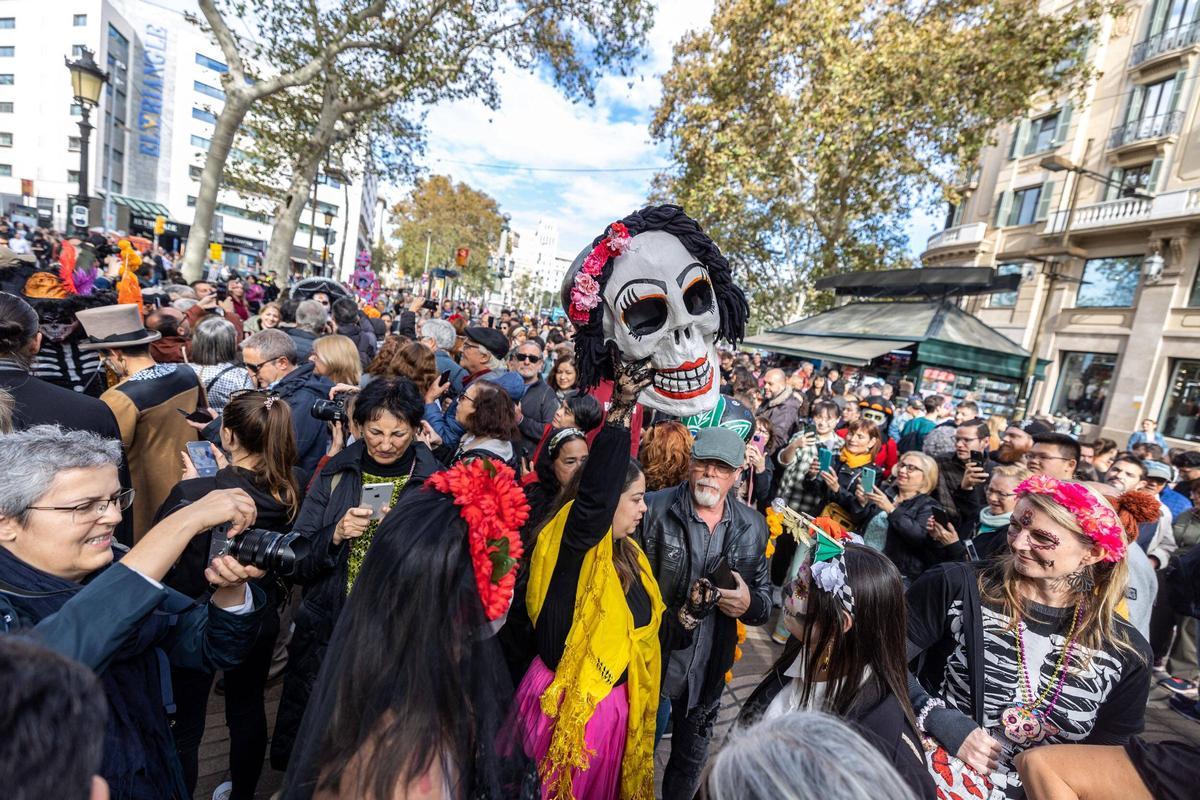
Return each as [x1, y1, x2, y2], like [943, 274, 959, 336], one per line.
[906, 475, 1154, 799]
[279, 453, 535, 799]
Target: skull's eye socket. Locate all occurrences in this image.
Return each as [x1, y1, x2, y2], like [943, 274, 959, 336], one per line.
[683, 278, 714, 316]
[622, 296, 669, 337]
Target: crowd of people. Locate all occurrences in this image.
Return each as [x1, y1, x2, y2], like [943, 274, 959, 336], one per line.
[0, 222, 1199, 800]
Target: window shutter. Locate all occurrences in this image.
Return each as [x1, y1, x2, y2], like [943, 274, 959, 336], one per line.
[994, 191, 1013, 226]
[1053, 103, 1073, 145]
[1104, 167, 1125, 202]
[1008, 120, 1029, 160]
[1147, 159, 1163, 193]
[1149, 0, 1170, 38]
[1035, 181, 1054, 222]
[1125, 86, 1145, 126]
[1168, 70, 1187, 113]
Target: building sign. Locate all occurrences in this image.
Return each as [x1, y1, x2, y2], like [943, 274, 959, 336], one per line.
[131, 214, 188, 237]
[223, 232, 265, 251]
[138, 25, 168, 157]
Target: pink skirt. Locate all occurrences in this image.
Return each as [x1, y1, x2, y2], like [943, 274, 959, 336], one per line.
[514, 656, 629, 800]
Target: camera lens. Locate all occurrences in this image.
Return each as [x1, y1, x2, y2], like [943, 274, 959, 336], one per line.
[226, 529, 311, 577]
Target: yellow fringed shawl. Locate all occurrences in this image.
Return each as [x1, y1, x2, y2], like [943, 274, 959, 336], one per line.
[526, 501, 665, 800]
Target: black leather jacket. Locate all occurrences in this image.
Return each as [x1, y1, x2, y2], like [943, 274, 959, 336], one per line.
[635, 482, 771, 706]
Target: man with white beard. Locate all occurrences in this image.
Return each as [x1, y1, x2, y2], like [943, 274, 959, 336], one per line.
[636, 426, 771, 799]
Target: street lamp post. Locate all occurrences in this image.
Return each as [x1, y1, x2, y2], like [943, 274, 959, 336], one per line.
[321, 210, 334, 277]
[65, 47, 108, 236]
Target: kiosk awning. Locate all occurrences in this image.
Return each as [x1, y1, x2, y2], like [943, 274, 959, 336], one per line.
[742, 332, 913, 366]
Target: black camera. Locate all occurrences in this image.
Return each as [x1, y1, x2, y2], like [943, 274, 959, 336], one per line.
[210, 528, 311, 577]
[310, 397, 347, 422]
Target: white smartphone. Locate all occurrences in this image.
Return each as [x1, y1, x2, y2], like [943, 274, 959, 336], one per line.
[359, 482, 393, 521]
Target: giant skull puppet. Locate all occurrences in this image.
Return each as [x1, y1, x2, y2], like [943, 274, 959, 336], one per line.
[563, 205, 748, 416]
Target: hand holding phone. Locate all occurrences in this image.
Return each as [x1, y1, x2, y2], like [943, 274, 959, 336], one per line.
[817, 447, 834, 472]
[178, 407, 215, 425]
[359, 483, 393, 521]
[859, 466, 876, 495]
[931, 506, 952, 529]
[709, 557, 738, 591]
[186, 441, 220, 478]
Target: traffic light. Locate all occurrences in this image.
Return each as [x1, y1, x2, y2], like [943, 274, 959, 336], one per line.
[154, 215, 166, 235]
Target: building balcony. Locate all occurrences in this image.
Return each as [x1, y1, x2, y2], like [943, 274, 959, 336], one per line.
[1109, 110, 1185, 150]
[1042, 187, 1200, 234]
[921, 219, 988, 253]
[1130, 22, 1200, 68]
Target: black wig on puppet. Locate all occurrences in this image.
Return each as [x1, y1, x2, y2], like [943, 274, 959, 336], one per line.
[280, 461, 536, 800]
[561, 204, 748, 417]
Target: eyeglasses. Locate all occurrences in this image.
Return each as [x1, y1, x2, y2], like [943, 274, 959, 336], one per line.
[511, 353, 542, 363]
[1025, 452, 1069, 463]
[985, 488, 1015, 498]
[26, 488, 135, 524]
[896, 462, 924, 474]
[954, 436, 979, 444]
[691, 459, 737, 477]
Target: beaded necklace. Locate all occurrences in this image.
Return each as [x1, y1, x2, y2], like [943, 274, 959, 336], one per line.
[999, 601, 1082, 745]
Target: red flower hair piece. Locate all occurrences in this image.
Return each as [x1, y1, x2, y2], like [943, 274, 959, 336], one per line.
[426, 458, 530, 621]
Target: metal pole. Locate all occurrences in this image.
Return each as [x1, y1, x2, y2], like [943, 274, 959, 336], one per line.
[75, 103, 94, 235]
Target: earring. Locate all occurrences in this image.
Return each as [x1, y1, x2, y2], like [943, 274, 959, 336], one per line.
[1065, 565, 1095, 594]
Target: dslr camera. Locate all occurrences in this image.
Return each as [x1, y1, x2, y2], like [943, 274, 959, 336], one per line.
[209, 527, 311, 577]
[310, 397, 347, 422]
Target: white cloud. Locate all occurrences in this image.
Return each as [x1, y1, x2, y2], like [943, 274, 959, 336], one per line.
[380, 0, 715, 259]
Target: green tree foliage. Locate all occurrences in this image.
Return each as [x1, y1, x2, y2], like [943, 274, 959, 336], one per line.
[389, 176, 506, 294]
[652, 0, 1120, 324]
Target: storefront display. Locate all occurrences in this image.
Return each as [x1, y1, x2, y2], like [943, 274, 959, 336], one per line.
[917, 366, 1021, 421]
[1050, 352, 1115, 426]
[1162, 359, 1200, 443]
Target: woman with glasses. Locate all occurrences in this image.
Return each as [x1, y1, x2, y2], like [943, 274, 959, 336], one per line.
[857, 451, 944, 581]
[963, 464, 1031, 561]
[0, 425, 265, 800]
[158, 390, 301, 800]
[452, 380, 520, 468]
[271, 376, 443, 771]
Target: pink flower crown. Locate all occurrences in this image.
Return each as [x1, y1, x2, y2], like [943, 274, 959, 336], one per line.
[1014, 475, 1126, 562]
[567, 221, 632, 323]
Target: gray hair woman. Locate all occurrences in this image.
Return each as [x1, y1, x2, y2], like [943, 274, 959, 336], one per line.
[188, 315, 253, 411]
[0, 425, 266, 798]
[704, 711, 918, 800]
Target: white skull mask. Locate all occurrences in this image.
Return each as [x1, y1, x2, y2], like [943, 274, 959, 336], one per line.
[601, 231, 721, 416]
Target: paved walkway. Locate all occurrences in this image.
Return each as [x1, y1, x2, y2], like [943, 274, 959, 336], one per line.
[196, 616, 1200, 799]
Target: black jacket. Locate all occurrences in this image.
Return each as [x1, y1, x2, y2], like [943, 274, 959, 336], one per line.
[284, 327, 320, 361]
[881, 491, 958, 582]
[739, 644, 935, 799]
[635, 482, 771, 707]
[517, 378, 559, 457]
[270, 439, 441, 769]
[336, 316, 378, 368]
[272, 362, 333, 485]
[934, 456, 994, 538]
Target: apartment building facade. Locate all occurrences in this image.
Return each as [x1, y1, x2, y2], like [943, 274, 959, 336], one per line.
[921, 0, 1200, 449]
[0, 0, 374, 276]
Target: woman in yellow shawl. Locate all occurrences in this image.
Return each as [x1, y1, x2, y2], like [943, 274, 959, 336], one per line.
[516, 362, 712, 800]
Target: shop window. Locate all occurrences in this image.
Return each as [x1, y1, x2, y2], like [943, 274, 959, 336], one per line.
[1161, 359, 1200, 442]
[1077, 256, 1141, 307]
[1051, 352, 1116, 425]
[989, 263, 1023, 308]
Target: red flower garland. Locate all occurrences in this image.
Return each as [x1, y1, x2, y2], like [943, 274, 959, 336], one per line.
[427, 458, 530, 621]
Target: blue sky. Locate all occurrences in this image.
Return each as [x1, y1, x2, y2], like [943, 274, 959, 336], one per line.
[411, 0, 943, 263]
